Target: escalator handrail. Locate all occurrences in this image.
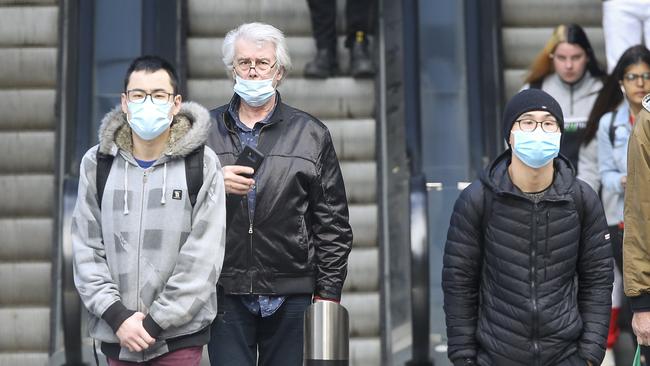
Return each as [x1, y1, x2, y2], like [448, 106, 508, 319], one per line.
[61, 177, 84, 365]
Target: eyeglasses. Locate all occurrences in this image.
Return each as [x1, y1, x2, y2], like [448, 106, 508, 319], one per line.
[234, 58, 278, 73]
[514, 119, 560, 133]
[623, 72, 650, 82]
[126, 89, 174, 105]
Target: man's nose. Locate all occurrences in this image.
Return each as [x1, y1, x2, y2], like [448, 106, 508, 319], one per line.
[246, 67, 260, 78]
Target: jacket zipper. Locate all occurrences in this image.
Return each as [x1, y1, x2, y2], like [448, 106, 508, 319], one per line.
[247, 125, 271, 293]
[544, 211, 550, 281]
[570, 84, 574, 115]
[135, 169, 149, 315]
[531, 203, 540, 364]
[225, 109, 273, 294]
[245, 186, 253, 293]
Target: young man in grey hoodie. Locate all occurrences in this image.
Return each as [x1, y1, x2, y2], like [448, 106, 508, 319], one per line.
[71, 56, 226, 365]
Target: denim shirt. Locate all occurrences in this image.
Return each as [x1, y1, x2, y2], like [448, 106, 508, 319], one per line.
[228, 96, 286, 317]
[597, 101, 632, 224]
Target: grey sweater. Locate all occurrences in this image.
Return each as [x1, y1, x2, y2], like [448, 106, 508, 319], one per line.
[72, 102, 226, 362]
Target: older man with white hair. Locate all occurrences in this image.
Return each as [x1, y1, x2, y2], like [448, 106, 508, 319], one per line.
[206, 22, 353, 366]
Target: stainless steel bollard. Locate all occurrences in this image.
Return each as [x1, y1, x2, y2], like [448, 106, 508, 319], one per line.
[303, 301, 349, 365]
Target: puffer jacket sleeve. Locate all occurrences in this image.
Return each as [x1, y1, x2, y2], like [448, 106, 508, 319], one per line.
[72, 147, 134, 331]
[308, 130, 353, 301]
[142, 148, 226, 337]
[442, 180, 485, 364]
[575, 181, 613, 364]
[623, 108, 650, 310]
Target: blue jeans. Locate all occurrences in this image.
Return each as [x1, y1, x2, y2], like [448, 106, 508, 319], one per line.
[207, 291, 311, 366]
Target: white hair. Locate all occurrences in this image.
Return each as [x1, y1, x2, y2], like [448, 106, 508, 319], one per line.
[222, 22, 292, 80]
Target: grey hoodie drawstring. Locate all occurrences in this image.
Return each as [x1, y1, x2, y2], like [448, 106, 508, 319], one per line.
[123, 160, 130, 215]
[161, 162, 167, 204]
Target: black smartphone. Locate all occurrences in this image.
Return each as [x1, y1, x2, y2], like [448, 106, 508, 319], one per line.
[235, 145, 265, 178]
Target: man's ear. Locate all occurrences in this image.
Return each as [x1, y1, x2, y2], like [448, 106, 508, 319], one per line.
[171, 94, 182, 116]
[121, 93, 128, 114]
[275, 67, 284, 84]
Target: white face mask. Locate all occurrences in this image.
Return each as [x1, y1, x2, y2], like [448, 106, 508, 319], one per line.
[127, 98, 173, 140]
[512, 129, 561, 168]
[233, 70, 278, 107]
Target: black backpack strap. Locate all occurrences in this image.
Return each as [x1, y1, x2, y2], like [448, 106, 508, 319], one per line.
[185, 145, 205, 209]
[608, 110, 619, 146]
[529, 79, 543, 89]
[96, 147, 204, 210]
[481, 184, 493, 234]
[571, 182, 584, 225]
[96, 151, 114, 210]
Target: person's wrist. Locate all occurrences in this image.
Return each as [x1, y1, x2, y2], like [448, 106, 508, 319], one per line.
[313, 295, 340, 303]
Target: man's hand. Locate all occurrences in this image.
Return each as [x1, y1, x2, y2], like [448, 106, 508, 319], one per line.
[633, 311, 650, 345]
[223, 165, 255, 195]
[116, 312, 155, 352]
[622, 175, 627, 190]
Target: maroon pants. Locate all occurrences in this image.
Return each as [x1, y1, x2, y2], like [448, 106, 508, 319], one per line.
[107, 346, 203, 366]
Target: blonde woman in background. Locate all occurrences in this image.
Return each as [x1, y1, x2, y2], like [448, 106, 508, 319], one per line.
[522, 24, 606, 173]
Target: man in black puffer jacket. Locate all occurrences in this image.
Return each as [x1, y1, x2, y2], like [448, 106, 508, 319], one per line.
[443, 89, 613, 366]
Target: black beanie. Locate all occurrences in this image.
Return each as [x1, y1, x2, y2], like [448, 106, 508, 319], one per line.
[503, 89, 564, 145]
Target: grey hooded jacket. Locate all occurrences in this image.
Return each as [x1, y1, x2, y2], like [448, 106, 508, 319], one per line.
[72, 102, 226, 362]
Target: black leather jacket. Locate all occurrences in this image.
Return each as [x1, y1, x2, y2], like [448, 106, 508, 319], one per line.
[443, 151, 612, 366]
[207, 94, 353, 300]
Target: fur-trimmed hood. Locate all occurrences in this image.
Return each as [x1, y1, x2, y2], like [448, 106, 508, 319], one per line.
[97, 101, 212, 158]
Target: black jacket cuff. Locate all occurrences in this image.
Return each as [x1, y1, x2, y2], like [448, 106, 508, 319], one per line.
[101, 301, 135, 333]
[453, 358, 477, 366]
[629, 293, 650, 312]
[316, 286, 342, 302]
[143, 314, 163, 338]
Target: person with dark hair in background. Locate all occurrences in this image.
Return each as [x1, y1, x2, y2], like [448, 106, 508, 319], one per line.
[71, 55, 226, 365]
[580, 44, 650, 365]
[443, 89, 613, 366]
[303, 0, 375, 78]
[522, 24, 606, 171]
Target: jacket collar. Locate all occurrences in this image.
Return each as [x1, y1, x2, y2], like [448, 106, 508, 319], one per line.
[222, 92, 287, 132]
[480, 149, 576, 201]
[611, 100, 632, 128]
[549, 71, 600, 95]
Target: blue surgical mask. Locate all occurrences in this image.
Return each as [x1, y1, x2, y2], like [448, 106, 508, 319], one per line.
[512, 130, 561, 168]
[233, 73, 276, 107]
[127, 98, 173, 140]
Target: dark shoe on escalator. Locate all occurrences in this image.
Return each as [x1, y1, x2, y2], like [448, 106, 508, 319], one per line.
[350, 31, 375, 78]
[304, 48, 338, 79]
